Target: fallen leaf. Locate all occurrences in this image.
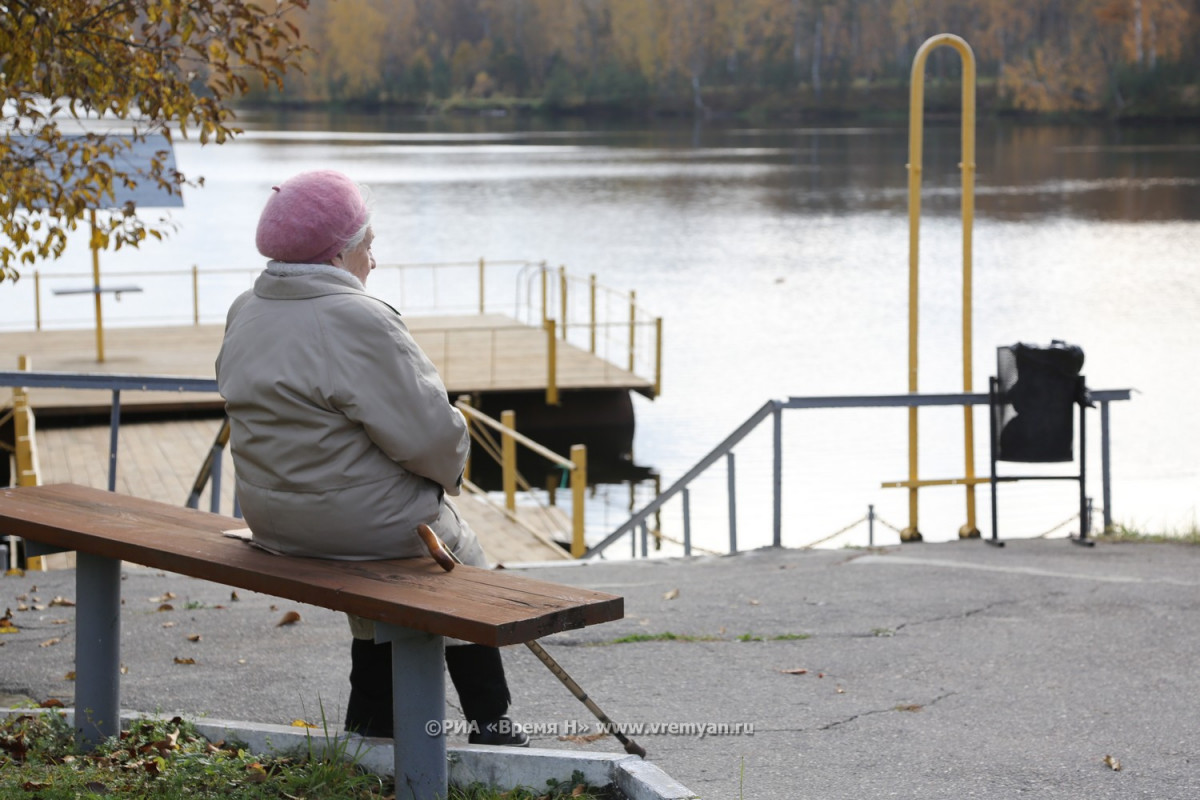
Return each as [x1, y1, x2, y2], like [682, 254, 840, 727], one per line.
[0, 623, 17, 635]
[662, 588, 679, 600]
[174, 657, 196, 665]
[748, 599, 761, 606]
[157, 604, 174, 612]
[15, 595, 26, 601]
[895, 704, 922, 712]
[237, 658, 247, 665]
[21, 781, 49, 791]
[120, 665, 129, 675]
[245, 763, 269, 783]
[162, 621, 176, 628]
[187, 634, 202, 642]
[39, 637, 62, 648]
[16, 603, 29, 612]
[572, 785, 587, 797]
[836, 686, 845, 694]
[780, 668, 808, 675]
[49, 596, 76, 607]
[31, 604, 45, 611]
[291, 719, 317, 729]
[1104, 754, 1122, 771]
[276, 610, 302, 627]
[230, 591, 239, 602]
[270, 604, 279, 612]
[65, 671, 76, 681]
[40, 698, 64, 708]
[51, 619, 69, 625]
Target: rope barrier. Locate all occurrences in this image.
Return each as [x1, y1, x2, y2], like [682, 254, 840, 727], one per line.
[800, 515, 869, 550]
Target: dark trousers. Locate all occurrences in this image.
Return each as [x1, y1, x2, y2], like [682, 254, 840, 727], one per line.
[344, 638, 511, 737]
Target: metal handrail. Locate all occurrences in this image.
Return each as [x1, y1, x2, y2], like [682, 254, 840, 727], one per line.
[0, 371, 589, 554]
[585, 389, 1135, 559]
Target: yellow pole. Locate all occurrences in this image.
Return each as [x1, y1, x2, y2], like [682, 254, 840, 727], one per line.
[501, 409, 517, 512]
[458, 396, 472, 484]
[570, 444, 587, 557]
[33, 270, 42, 331]
[545, 319, 559, 406]
[589, 274, 597, 354]
[192, 265, 200, 325]
[654, 317, 663, 398]
[905, 33, 978, 542]
[90, 209, 105, 363]
[559, 265, 568, 341]
[628, 290, 637, 373]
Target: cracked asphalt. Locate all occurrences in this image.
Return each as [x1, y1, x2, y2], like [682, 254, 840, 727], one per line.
[3, 539, 1200, 798]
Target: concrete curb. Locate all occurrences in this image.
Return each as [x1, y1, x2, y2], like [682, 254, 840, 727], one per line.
[1, 707, 698, 799]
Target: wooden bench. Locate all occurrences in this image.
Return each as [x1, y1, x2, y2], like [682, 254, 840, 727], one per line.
[0, 483, 623, 800]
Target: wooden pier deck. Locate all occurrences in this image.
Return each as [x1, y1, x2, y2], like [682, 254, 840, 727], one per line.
[0, 314, 654, 416]
[0, 313, 651, 566]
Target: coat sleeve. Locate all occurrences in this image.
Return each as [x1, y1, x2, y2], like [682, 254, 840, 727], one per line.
[326, 299, 469, 495]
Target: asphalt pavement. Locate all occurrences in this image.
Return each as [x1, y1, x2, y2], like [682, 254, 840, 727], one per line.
[3, 538, 1199, 799]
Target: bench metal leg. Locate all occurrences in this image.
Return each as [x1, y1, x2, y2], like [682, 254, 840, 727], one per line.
[75, 551, 122, 748]
[375, 623, 446, 800]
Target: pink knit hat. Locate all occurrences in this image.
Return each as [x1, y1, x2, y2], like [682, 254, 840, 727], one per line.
[255, 170, 370, 264]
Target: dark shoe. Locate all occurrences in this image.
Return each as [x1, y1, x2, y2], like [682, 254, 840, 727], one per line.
[469, 716, 530, 747]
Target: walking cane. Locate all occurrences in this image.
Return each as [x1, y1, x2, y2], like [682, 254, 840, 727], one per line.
[417, 524, 647, 758]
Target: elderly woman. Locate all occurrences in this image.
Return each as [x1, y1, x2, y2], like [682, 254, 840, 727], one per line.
[215, 170, 526, 745]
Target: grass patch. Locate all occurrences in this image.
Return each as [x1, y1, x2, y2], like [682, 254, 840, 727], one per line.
[1095, 521, 1200, 545]
[0, 713, 618, 799]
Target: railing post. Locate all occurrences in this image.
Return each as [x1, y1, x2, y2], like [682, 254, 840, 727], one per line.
[628, 290, 637, 373]
[589, 274, 597, 354]
[540, 262, 548, 326]
[570, 445, 587, 558]
[868, 504, 875, 547]
[654, 317, 663, 398]
[192, 265, 200, 325]
[773, 401, 783, 547]
[501, 410, 517, 513]
[559, 265, 568, 341]
[34, 270, 42, 331]
[544, 319, 559, 406]
[1101, 400, 1113, 532]
[640, 520, 649, 558]
[478, 257, 486, 315]
[458, 396, 473, 484]
[726, 452, 737, 554]
[209, 445, 223, 514]
[107, 390, 121, 493]
[682, 487, 692, 556]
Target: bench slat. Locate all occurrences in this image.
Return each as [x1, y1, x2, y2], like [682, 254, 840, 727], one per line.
[0, 484, 622, 646]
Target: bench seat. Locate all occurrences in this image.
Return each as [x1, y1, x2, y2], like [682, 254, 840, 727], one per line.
[0, 483, 623, 800]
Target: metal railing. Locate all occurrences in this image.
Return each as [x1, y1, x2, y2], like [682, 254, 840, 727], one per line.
[5, 259, 664, 403]
[0, 369, 590, 553]
[585, 389, 1134, 559]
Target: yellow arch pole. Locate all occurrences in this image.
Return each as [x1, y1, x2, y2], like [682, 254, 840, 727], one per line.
[905, 33, 979, 542]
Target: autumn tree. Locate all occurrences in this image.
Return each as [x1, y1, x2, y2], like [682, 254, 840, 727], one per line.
[0, 0, 310, 282]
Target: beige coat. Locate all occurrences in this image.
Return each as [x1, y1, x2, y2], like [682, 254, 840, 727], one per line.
[215, 264, 471, 560]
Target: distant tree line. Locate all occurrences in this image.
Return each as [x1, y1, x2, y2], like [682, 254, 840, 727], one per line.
[253, 0, 1199, 118]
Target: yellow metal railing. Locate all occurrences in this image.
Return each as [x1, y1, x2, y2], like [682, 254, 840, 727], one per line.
[888, 33, 980, 542]
[456, 398, 588, 557]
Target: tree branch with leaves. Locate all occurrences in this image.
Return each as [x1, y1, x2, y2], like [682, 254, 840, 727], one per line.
[0, 0, 311, 282]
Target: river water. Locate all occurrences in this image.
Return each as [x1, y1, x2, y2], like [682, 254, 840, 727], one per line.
[6, 112, 1199, 551]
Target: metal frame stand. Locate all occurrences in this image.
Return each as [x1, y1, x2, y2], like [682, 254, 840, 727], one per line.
[989, 376, 1092, 548]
